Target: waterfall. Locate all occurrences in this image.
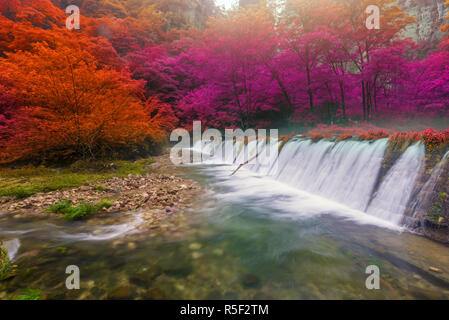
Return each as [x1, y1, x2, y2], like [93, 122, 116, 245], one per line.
[191, 137, 431, 226]
[267, 139, 387, 211]
[366, 143, 425, 225]
[410, 151, 449, 218]
[252, 138, 281, 176]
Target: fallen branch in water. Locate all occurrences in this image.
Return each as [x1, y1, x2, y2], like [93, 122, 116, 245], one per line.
[230, 154, 258, 176]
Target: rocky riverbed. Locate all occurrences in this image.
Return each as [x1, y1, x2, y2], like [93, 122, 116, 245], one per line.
[0, 155, 202, 226]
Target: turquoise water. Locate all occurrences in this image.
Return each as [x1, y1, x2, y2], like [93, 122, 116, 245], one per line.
[1, 164, 449, 299]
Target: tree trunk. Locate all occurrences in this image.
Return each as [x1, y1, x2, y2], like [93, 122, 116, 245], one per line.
[339, 81, 346, 120]
[361, 81, 366, 121]
[306, 65, 314, 111]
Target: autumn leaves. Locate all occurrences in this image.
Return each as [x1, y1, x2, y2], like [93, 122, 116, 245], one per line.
[0, 0, 177, 163]
[0, 0, 448, 164]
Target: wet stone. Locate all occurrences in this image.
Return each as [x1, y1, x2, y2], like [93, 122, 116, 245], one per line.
[144, 287, 165, 300]
[159, 257, 193, 277]
[129, 269, 158, 287]
[205, 289, 223, 300]
[223, 291, 239, 300]
[91, 287, 106, 298]
[253, 291, 274, 300]
[189, 242, 202, 250]
[107, 286, 133, 300]
[428, 266, 443, 273]
[241, 274, 261, 289]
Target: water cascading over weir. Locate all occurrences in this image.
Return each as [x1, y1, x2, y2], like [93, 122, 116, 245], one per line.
[192, 137, 447, 227]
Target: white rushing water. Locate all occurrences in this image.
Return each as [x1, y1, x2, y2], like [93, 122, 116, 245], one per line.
[366, 143, 425, 225]
[2, 238, 20, 261]
[55, 213, 144, 241]
[271, 139, 387, 211]
[411, 150, 449, 217]
[191, 137, 429, 227]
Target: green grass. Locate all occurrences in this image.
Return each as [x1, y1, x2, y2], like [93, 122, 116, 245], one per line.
[55, 246, 68, 254]
[0, 158, 155, 199]
[0, 242, 18, 281]
[95, 184, 107, 192]
[48, 199, 113, 221]
[13, 289, 41, 300]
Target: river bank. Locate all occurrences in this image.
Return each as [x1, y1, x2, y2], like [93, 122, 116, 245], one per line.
[0, 154, 201, 224]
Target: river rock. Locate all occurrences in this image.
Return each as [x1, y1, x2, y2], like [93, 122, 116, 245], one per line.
[241, 274, 261, 289]
[191, 252, 203, 259]
[428, 266, 443, 273]
[127, 242, 136, 250]
[107, 286, 133, 300]
[144, 287, 164, 300]
[189, 242, 202, 250]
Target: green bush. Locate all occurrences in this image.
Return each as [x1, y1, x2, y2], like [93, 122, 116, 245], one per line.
[14, 289, 41, 300]
[48, 200, 71, 213]
[48, 199, 113, 221]
[95, 185, 107, 191]
[0, 242, 17, 281]
[95, 200, 113, 210]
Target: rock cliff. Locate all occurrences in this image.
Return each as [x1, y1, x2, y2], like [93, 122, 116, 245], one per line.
[397, 0, 448, 43]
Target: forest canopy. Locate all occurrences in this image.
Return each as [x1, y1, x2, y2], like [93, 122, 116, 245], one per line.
[0, 0, 448, 164]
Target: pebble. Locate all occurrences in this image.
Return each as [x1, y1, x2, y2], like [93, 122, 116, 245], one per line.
[241, 274, 261, 288]
[189, 242, 202, 250]
[175, 284, 185, 291]
[192, 252, 203, 259]
[145, 287, 164, 300]
[107, 286, 132, 300]
[112, 240, 123, 248]
[428, 266, 443, 273]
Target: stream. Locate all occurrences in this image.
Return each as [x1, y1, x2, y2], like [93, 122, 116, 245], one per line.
[1, 163, 449, 299]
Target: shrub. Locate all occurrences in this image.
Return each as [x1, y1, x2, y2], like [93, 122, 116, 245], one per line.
[0, 44, 175, 164]
[14, 289, 41, 300]
[95, 200, 113, 210]
[310, 133, 331, 143]
[336, 133, 353, 142]
[55, 246, 68, 254]
[95, 185, 107, 192]
[422, 129, 449, 152]
[48, 200, 72, 213]
[0, 242, 17, 281]
[48, 200, 113, 221]
[63, 203, 98, 221]
[438, 192, 448, 201]
[359, 130, 389, 141]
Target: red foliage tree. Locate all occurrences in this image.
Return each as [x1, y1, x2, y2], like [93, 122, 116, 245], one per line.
[0, 43, 174, 163]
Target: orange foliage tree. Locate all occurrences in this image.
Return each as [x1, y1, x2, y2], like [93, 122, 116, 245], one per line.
[0, 43, 175, 163]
